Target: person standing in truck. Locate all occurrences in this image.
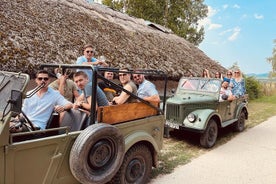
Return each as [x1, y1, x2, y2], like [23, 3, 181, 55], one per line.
[76, 44, 108, 81]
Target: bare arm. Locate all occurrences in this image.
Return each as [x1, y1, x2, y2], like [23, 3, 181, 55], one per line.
[112, 84, 133, 105]
[143, 94, 160, 102]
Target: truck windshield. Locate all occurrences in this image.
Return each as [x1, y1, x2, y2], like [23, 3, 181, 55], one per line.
[178, 78, 221, 93]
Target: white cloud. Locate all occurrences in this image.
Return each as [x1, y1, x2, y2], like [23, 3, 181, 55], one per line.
[241, 14, 248, 19]
[198, 6, 222, 31]
[233, 4, 240, 9]
[222, 4, 228, 10]
[254, 13, 264, 19]
[208, 24, 222, 30]
[228, 27, 241, 41]
[219, 29, 232, 36]
[218, 27, 241, 41]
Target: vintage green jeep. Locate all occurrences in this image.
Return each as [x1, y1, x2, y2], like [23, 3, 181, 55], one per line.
[165, 77, 248, 148]
[0, 64, 166, 184]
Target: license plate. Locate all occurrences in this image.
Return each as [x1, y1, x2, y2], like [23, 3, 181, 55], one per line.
[165, 120, 180, 129]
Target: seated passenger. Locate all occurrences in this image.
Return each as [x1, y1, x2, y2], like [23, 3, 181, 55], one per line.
[219, 80, 236, 102]
[49, 68, 79, 102]
[133, 70, 160, 103]
[98, 71, 120, 101]
[73, 71, 109, 112]
[112, 68, 137, 105]
[10, 70, 73, 132]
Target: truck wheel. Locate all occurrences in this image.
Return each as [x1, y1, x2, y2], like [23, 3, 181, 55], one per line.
[111, 144, 152, 184]
[234, 111, 246, 132]
[70, 123, 125, 184]
[200, 119, 218, 148]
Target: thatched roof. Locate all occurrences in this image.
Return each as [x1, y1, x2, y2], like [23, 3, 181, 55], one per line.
[0, 0, 226, 79]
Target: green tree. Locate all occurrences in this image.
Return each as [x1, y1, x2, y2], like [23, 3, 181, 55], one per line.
[102, 0, 124, 11]
[267, 39, 276, 77]
[102, 0, 208, 46]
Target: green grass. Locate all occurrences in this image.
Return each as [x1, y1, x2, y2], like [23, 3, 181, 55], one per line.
[151, 95, 276, 178]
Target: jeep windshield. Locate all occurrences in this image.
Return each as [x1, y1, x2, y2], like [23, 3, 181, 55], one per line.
[177, 77, 221, 93]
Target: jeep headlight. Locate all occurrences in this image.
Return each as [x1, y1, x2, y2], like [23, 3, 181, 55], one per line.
[187, 113, 197, 123]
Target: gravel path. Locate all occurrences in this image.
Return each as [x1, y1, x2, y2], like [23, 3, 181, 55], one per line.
[150, 116, 276, 184]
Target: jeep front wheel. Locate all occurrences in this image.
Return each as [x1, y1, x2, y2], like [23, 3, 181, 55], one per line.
[111, 144, 152, 184]
[70, 123, 125, 184]
[200, 119, 218, 148]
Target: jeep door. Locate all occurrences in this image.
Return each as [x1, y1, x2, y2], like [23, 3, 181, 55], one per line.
[218, 99, 237, 122]
[5, 133, 78, 184]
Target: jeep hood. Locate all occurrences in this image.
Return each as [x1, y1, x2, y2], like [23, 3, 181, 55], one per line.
[166, 93, 217, 105]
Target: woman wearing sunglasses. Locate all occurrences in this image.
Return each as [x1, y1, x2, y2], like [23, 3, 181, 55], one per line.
[229, 69, 246, 98]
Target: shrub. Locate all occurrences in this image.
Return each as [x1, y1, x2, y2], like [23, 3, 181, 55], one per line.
[245, 76, 263, 100]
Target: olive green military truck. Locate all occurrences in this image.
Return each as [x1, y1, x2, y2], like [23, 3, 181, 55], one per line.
[165, 77, 248, 148]
[0, 64, 166, 184]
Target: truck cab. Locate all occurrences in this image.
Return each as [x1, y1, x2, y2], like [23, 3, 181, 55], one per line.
[165, 77, 248, 148]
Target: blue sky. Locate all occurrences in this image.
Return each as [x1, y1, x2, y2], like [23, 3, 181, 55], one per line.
[198, 0, 276, 74]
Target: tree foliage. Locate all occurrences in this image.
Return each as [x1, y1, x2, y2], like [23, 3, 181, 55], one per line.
[102, 0, 208, 46]
[267, 39, 276, 77]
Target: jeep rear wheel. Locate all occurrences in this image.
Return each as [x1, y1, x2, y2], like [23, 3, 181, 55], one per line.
[234, 111, 246, 132]
[200, 119, 218, 148]
[70, 123, 124, 184]
[111, 144, 152, 184]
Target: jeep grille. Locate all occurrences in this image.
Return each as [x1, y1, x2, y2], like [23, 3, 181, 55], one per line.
[165, 103, 184, 122]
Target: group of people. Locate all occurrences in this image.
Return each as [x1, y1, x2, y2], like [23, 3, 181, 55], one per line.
[201, 68, 246, 101]
[10, 43, 160, 133]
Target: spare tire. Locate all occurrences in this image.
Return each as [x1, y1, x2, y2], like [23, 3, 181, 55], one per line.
[69, 123, 125, 184]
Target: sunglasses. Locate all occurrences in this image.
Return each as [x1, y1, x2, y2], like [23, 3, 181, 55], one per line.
[86, 50, 94, 54]
[119, 73, 127, 77]
[235, 71, 240, 73]
[37, 77, 49, 81]
[133, 74, 141, 79]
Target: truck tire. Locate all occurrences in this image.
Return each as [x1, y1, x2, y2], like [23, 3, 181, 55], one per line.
[111, 144, 152, 184]
[69, 123, 125, 184]
[200, 119, 218, 148]
[234, 110, 246, 132]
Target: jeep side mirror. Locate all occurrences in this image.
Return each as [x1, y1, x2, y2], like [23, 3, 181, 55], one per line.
[10, 90, 22, 114]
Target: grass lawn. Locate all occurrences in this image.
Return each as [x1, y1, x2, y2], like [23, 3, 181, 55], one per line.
[152, 95, 276, 178]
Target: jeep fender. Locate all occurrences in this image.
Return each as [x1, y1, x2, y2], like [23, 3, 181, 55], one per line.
[235, 103, 248, 120]
[124, 131, 160, 167]
[124, 131, 160, 153]
[183, 109, 221, 130]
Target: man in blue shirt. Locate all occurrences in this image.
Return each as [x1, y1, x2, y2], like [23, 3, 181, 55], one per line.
[76, 44, 108, 81]
[133, 72, 160, 102]
[10, 70, 73, 132]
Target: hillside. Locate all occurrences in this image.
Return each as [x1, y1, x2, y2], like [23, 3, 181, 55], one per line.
[0, 0, 226, 79]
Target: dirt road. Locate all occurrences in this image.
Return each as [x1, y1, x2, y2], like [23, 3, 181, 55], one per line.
[150, 116, 276, 184]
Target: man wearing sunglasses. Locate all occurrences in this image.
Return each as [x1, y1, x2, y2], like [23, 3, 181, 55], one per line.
[133, 70, 160, 103]
[112, 68, 137, 105]
[76, 44, 108, 81]
[10, 70, 73, 132]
